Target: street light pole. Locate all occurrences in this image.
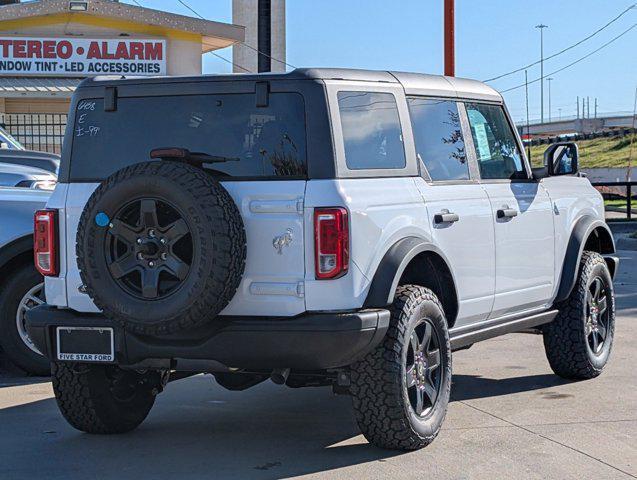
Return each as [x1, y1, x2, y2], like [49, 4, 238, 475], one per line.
[535, 24, 549, 123]
[547, 77, 553, 122]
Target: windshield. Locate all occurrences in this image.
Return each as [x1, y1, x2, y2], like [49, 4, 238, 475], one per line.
[0, 126, 25, 150]
[69, 92, 307, 181]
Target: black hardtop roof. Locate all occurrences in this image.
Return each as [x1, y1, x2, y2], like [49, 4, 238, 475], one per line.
[76, 68, 397, 89]
[75, 68, 501, 102]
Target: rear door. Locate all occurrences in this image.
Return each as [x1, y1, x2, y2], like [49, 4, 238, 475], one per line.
[408, 97, 495, 326]
[63, 85, 309, 316]
[463, 102, 555, 317]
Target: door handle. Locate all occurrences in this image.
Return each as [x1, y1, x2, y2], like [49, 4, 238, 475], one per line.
[497, 206, 518, 219]
[434, 210, 460, 224]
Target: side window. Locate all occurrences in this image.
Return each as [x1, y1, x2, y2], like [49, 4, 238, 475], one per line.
[407, 97, 468, 181]
[337, 91, 406, 170]
[465, 103, 526, 180]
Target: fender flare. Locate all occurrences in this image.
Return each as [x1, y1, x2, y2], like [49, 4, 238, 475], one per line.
[0, 235, 33, 272]
[555, 215, 615, 303]
[363, 236, 457, 308]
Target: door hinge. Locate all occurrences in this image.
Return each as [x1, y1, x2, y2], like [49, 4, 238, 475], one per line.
[296, 197, 304, 215]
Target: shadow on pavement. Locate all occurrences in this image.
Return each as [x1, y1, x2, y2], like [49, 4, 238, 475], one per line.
[0, 368, 586, 480]
[0, 377, 403, 480]
[451, 373, 572, 401]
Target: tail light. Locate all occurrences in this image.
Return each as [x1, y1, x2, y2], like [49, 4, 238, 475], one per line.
[34, 209, 58, 276]
[314, 207, 349, 279]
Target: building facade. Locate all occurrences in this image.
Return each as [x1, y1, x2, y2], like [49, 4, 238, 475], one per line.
[0, 0, 244, 152]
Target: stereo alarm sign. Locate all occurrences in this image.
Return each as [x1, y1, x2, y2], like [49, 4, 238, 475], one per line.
[0, 37, 166, 76]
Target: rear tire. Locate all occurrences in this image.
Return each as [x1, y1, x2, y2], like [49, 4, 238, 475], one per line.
[0, 263, 50, 375]
[52, 362, 161, 434]
[350, 285, 452, 450]
[543, 251, 615, 380]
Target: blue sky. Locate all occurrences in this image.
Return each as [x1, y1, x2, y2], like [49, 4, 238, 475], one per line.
[124, 0, 637, 123]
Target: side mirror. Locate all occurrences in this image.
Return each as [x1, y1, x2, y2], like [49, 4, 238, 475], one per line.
[544, 142, 579, 176]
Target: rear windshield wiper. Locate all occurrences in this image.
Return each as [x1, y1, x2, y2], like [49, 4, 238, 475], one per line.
[150, 147, 240, 165]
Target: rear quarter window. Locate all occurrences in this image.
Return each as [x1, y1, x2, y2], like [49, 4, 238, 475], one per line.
[337, 91, 406, 170]
[69, 92, 307, 180]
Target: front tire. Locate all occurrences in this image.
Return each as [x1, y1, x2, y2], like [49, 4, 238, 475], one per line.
[543, 251, 615, 379]
[52, 362, 162, 434]
[0, 263, 50, 375]
[350, 285, 452, 450]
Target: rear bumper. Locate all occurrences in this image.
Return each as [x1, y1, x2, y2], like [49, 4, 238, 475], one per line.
[25, 306, 390, 371]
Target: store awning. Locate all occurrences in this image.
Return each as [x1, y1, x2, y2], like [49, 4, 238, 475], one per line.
[0, 77, 81, 97]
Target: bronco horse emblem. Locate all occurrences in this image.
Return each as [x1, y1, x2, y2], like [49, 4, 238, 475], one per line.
[273, 228, 294, 255]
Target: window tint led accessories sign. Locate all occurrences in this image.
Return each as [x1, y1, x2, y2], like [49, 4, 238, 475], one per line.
[0, 37, 166, 76]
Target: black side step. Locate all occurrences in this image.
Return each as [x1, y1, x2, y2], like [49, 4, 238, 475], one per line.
[450, 309, 558, 351]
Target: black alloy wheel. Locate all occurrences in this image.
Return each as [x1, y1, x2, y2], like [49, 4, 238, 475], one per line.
[543, 251, 615, 380]
[405, 318, 443, 417]
[106, 198, 193, 300]
[585, 276, 610, 355]
[351, 285, 452, 450]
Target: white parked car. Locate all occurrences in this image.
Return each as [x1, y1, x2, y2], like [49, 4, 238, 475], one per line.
[26, 69, 616, 450]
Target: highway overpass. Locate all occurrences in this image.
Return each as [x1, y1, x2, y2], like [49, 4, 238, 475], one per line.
[516, 113, 635, 137]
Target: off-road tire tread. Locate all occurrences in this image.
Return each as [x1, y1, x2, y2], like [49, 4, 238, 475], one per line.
[543, 251, 614, 380]
[52, 362, 154, 434]
[76, 161, 246, 336]
[350, 285, 451, 450]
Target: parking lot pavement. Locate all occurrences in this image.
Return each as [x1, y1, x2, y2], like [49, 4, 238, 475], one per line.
[1, 252, 635, 480]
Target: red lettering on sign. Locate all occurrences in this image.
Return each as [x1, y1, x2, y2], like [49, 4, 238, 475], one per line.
[56, 40, 72, 59]
[115, 42, 130, 60]
[129, 42, 143, 60]
[0, 39, 10, 57]
[87, 41, 101, 59]
[145, 42, 162, 60]
[42, 41, 56, 58]
[27, 40, 42, 58]
[13, 40, 26, 58]
[101, 41, 114, 60]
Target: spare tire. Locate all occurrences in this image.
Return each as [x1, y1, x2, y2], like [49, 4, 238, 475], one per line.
[76, 161, 246, 336]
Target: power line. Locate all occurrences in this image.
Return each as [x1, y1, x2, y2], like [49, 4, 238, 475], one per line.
[484, 3, 636, 82]
[170, 0, 252, 72]
[175, 0, 202, 18]
[175, 0, 296, 70]
[500, 23, 637, 93]
[209, 52, 252, 73]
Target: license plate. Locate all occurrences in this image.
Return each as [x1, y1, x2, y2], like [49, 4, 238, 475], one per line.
[56, 327, 114, 363]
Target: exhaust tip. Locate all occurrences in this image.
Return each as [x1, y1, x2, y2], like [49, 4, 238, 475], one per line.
[270, 368, 290, 385]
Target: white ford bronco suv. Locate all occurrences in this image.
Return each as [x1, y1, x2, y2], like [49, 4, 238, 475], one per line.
[26, 68, 617, 450]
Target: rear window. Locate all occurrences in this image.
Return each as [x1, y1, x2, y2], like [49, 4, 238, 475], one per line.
[70, 92, 307, 180]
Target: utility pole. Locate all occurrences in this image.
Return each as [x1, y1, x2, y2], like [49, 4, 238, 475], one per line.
[444, 0, 455, 76]
[525, 70, 531, 162]
[577, 96, 579, 119]
[547, 77, 553, 122]
[594, 98, 598, 118]
[558, 108, 562, 120]
[628, 85, 636, 183]
[587, 96, 590, 119]
[535, 24, 549, 123]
